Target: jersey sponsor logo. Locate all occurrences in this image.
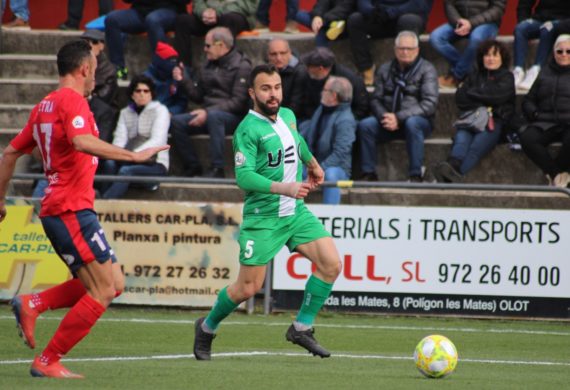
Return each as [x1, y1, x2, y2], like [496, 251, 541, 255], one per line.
[267, 145, 296, 168]
[235, 151, 246, 166]
[260, 133, 277, 141]
[289, 122, 297, 131]
[72, 116, 85, 129]
[267, 149, 282, 168]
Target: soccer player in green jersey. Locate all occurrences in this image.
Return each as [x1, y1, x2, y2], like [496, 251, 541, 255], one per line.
[193, 64, 342, 360]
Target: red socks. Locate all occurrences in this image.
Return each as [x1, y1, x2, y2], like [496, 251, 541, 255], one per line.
[34, 278, 86, 313]
[40, 294, 105, 364]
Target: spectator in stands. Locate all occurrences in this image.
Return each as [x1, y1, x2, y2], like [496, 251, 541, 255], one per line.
[295, 0, 355, 47]
[512, 1, 570, 90]
[346, 0, 433, 86]
[81, 29, 119, 143]
[358, 31, 438, 182]
[144, 42, 188, 115]
[100, 74, 170, 199]
[266, 38, 308, 118]
[430, 0, 506, 88]
[174, 0, 256, 68]
[301, 76, 356, 204]
[59, 0, 113, 30]
[171, 27, 252, 178]
[1, 0, 29, 28]
[519, 34, 570, 188]
[300, 47, 369, 128]
[433, 40, 515, 183]
[256, 0, 299, 33]
[104, 0, 190, 80]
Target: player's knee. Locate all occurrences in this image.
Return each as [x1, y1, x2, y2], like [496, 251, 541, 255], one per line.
[322, 259, 342, 281]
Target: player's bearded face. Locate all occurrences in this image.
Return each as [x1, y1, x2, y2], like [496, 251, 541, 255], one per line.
[254, 92, 281, 116]
[251, 72, 282, 117]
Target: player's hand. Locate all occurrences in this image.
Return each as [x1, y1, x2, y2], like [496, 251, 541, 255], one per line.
[132, 145, 170, 164]
[288, 182, 312, 199]
[0, 201, 6, 223]
[306, 165, 324, 189]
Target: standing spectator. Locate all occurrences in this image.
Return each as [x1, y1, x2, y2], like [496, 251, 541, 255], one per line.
[519, 35, 570, 188]
[266, 38, 308, 118]
[512, 1, 570, 90]
[144, 41, 188, 115]
[100, 75, 170, 199]
[433, 40, 515, 183]
[346, 0, 433, 86]
[171, 27, 252, 178]
[59, 0, 113, 30]
[430, 0, 506, 88]
[301, 76, 356, 204]
[174, 0, 257, 68]
[104, 0, 190, 80]
[358, 31, 438, 182]
[1, 0, 29, 28]
[300, 47, 369, 127]
[256, 0, 299, 33]
[295, 0, 355, 47]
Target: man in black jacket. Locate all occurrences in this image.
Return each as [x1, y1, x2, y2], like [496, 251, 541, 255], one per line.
[266, 39, 308, 119]
[300, 47, 369, 130]
[171, 27, 252, 178]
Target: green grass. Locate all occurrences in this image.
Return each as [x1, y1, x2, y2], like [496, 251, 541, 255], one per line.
[1, 304, 569, 389]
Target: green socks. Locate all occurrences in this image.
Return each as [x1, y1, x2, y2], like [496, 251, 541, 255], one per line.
[204, 287, 238, 332]
[296, 275, 334, 327]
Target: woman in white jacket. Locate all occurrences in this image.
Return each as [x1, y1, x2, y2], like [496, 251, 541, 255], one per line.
[101, 74, 170, 198]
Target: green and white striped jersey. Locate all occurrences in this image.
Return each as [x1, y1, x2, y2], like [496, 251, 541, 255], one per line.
[233, 107, 313, 218]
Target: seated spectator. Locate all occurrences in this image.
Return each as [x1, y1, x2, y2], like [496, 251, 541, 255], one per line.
[100, 75, 170, 199]
[104, 0, 190, 80]
[358, 31, 438, 182]
[430, 0, 506, 88]
[171, 27, 252, 178]
[301, 47, 369, 128]
[433, 40, 515, 183]
[144, 42, 188, 115]
[1, 0, 29, 28]
[347, 0, 433, 86]
[256, 0, 299, 32]
[266, 38, 308, 118]
[301, 76, 356, 204]
[295, 0, 355, 47]
[519, 34, 570, 188]
[512, 1, 570, 90]
[174, 0, 256, 68]
[59, 0, 113, 30]
[81, 29, 119, 143]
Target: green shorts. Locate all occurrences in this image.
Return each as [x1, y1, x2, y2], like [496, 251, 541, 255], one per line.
[238, 205, 330, 266]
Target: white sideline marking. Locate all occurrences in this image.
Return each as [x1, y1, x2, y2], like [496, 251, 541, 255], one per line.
[1, 351, 569, 367]
[1, 315, 568, 337]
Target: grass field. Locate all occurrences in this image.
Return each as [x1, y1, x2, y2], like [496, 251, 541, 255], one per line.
[0, 304, 569, 389]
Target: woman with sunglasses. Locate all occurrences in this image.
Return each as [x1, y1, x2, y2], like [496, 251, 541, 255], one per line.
[100, 74, 170, 198]
[519, 34, 570, 188]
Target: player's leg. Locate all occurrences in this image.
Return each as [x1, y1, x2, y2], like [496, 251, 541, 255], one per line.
[194, 265, 267, 360]
[30, 210, 115, 378]
[285, 208, 341, 357]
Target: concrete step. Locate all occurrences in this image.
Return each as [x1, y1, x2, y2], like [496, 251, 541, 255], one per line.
[0, 79, 57, 104]
[9, 179, 570, 210]
[0, 54, 57, 79]
[0, 104, 33, 128]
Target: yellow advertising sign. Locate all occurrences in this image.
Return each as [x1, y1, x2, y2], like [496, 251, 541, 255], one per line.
[0, 199, 242, 307]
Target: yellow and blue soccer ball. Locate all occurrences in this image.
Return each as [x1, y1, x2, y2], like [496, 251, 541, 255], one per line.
[413, 335, 458, 378]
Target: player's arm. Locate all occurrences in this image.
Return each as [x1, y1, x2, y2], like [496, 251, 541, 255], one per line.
[304, 156, 324, 189]
[72, 134, 169, 164]
[0, 145, 25, 222]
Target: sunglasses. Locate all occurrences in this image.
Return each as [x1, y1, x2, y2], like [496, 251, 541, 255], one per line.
[555, 49, 570, 55]
[134, 88, 151, 94]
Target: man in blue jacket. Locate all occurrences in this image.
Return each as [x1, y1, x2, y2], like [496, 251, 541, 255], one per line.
[301, 76, 356, 204]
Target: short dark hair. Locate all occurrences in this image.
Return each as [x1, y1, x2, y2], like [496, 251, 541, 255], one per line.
[301, 47, 336, 68]
[476, 40, 511, 70]
[248, 64, 279, 87]
[127, 74, 156, 100]
[57, 39, 93, 77]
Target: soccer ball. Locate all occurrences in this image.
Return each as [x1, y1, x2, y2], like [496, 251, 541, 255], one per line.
[413, 334, 458, 378]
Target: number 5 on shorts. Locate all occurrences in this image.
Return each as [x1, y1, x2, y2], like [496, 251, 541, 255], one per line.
[244, 240, 254, 259]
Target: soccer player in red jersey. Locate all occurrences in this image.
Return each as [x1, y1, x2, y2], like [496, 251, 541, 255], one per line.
[0, 39, 169, 379]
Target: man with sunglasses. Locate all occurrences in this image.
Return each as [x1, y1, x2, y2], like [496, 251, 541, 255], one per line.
[171, 27, 252, 178]
[519, 34, 570, 188]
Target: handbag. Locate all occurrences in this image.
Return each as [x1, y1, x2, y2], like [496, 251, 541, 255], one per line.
[453, 106, 489, 132]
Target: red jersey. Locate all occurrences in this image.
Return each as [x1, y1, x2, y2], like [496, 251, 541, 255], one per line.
[10, 88, 99, 217]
